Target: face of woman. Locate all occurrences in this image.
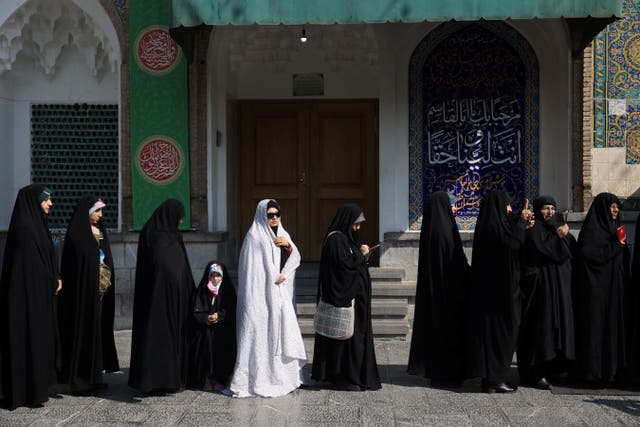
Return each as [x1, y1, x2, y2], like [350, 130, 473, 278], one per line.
[506, 204, 512, 214]
[539, 204, 555, 221]
[209, 272, 222, 285]
[90, 208, 103, 225]
[610, 202, 619, 221]
[40, 197, 52, 214]
[267, 208, 281, 227]
[352, 222, 361, 232]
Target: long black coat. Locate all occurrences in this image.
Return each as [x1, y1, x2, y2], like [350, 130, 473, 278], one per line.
[128, 199, 194, 392]
[311, 204, 381, 390]
[407, 192, 470, 382]
[467, 190, 527, 384]
[0, 184, 60, 409]
[517, 199, 576, 381]
[574, 192, 628, 382]
[187, 261, 236, 387]
[58, 194, 119, 389]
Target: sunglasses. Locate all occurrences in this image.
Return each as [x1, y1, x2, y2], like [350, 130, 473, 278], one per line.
[267, 212, 281, 219]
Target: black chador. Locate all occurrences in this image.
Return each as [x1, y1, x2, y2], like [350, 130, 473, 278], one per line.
[626, 210, 640, 384]
[58, 195, 119, 391]
[407, 191, 470, 385]
[517, 196, 575, 389]
[311, 204, 381, 391]
[128, 199, 195, 392]
[467, 190, 528, 392]
[0, 185, 60, 409]
[187, 261, 237, 389]
[573, 192, 628, 384]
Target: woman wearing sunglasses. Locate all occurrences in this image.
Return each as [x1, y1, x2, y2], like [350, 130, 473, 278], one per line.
[226, 199, 307, 397]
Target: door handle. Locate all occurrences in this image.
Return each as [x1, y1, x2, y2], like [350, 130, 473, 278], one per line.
[299, 172, 306, 183]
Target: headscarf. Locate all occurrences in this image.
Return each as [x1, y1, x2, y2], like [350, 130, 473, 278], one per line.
[89, 199, 106, 215]
[140, 199, 185, 248]
[473, 190, 514, 242]
[532, 195, 563, 230]
[325, 203, 364, 246]
[39, 187, 53, 203]
[577, 192, 621, 254]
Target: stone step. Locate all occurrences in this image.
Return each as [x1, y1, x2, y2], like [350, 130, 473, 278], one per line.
[295, 282, 415, 297]
[296, 300, 408, 318]
[298, 318, 410, 338]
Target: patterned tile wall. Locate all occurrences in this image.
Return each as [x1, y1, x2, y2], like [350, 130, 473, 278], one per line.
[592, 0, 640, 209]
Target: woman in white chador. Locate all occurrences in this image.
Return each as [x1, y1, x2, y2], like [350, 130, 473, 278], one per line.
[226, 199, 307, 397]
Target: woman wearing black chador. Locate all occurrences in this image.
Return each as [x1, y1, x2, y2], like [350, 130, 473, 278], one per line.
[0, 185, 61, 409]
[129, 199, 195, 392]
[467, 190, 533, 393]
[517, 195, 576, 390]
[312, 203, 381, 391]
[58, 195, 119, 392]
[573, 192, 628, 386]
[407, 191, 470, 386]
[188, 261, 237, 391]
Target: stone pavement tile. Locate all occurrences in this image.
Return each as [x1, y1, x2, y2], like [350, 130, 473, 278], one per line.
[62, 404, 153, 424]
[359, 406, 396, 426]
[569, 401, 627, 426]
[0, 412, 44, 427]
[386, 384, 428, 406]
[177, 410, 251, 426]
[465, 407, 510, 426]
[127, 388, 202, 406]
[326, 386, 393, 406]
[141, 404, 192, 425]
[393, 405, 469, 425]
[297, 405, 361, 423]
[501, 406, 587, 426]
[192, 391, 232, 407]
[581, 397, 640, 425]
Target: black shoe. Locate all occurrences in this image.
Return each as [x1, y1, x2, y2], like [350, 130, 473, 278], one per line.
[482, 382, 516, 394]
[534, 377, 551, 390]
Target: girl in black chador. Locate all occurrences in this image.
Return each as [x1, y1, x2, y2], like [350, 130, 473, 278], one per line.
[188, 261, 237, 391]
[407, 191, 470, 387]
[573, 192, 628, 386]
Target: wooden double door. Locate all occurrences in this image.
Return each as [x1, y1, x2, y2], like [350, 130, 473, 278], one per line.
[238, 100, 379, 260]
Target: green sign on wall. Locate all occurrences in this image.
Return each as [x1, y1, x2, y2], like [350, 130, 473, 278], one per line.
[130, 0, 191, 229]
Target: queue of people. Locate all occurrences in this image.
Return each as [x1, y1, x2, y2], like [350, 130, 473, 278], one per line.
[0, 184, 636, 409]
[408, 189, 633, 393]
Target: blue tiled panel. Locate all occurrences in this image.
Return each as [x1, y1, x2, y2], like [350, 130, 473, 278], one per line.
[593, 0, 640, 163]
[408, 21, 539, 230]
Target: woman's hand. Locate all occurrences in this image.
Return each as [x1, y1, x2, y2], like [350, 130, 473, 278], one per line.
[274, 237, 293, 253]
[360, 244, 370, 257]
[208, 313, 220, 324]
[521, 199, 534, 226]
[556, 224, 570, 239]
[275, 274, 286, 285]
[55, 279, 62, 295]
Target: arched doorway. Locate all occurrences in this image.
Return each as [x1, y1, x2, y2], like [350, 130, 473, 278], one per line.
[408, 21, 539, 230]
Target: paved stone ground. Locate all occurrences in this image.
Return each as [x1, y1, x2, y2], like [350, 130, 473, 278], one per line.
[2, 330, 640, 426]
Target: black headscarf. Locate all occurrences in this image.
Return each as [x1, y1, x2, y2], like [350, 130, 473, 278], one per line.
[325, 203, 363, 246]
[140, 199, 185, 248]
[577, 192, 621, 263]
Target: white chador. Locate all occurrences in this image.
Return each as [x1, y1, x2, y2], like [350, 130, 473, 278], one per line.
[227, 199, 307, 397]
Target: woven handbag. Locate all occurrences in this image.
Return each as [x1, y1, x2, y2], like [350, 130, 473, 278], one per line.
[313, 230, 355, 340]
[314, 297, 355, 340]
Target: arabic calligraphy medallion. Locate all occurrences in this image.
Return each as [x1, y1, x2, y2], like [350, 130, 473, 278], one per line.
[136, 135, 184, 185]
[134, 26, 182, 75]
